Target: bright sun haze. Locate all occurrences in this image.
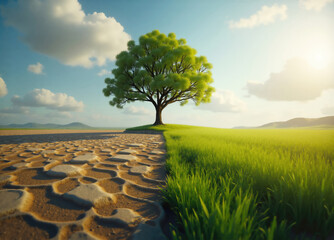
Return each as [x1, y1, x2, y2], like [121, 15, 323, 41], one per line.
[307, 49, 331, 69]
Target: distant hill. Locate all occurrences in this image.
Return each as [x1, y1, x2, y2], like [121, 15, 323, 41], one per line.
[233, 116, 334, 129]
[259, 116, 334, 129]
[0, 122, 93, 129]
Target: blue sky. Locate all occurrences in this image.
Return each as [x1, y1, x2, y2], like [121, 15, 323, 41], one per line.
[0, 0, 333, 128]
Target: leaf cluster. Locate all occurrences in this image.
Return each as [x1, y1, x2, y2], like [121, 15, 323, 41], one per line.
[103, 30, 214, 109]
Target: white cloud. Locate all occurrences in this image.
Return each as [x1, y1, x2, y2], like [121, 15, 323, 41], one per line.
[0, 77, 8, 97]
[97, 69, 110, 76]
[229, 4, 287, 29]
[124, 106, 153, 115]
[300, 0, 334, 11]
[199, 90, 246, 113]
[1, 0, 131, 68]
[0, 106, 29, 114]
[247, 58, 334, 101]
[11, 88, 84, 112]
[322, 106, 334, 115]
[27, 62, 44, 74]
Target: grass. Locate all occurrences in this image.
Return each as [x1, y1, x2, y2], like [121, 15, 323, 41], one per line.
[127, 124, 334, 239]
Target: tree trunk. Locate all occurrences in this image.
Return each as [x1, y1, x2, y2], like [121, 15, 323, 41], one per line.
[153, 107, 163, 125]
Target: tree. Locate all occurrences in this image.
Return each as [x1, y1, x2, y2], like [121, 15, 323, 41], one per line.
[103, 30, 215, 125]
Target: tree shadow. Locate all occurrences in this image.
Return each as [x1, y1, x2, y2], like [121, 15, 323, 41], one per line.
[124, 130, 162, 135]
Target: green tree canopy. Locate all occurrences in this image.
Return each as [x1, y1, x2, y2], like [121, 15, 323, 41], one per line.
[103, 30, 214, 125]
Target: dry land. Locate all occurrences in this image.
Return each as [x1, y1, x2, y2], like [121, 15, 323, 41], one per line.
[0, 130, 168, 240]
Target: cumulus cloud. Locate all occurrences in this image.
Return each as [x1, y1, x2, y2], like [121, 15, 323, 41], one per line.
[322, 106, 334, 115]
[247, 58, 334, 101]
[124, 106, 153, 115]
[97, 69, 110, 76]
[0, 106, 29, 114]
[229, 4, 287, 29]
[27, 62, 44, 74]
[199, 90, 246, 113]
[300, 0, 334, 11]
[11, 88, 84, 112]
[1, 0, 131, 68]
[0, 77, 8, 97]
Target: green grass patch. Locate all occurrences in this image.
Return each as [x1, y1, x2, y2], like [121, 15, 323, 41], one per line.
[128, 125, 334, 239]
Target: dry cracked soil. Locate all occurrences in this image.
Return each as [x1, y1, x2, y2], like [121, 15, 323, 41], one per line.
[0, 129, 170, 240]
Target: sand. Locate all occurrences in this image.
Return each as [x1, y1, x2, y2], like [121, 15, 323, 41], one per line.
[0, 130, 168, 240]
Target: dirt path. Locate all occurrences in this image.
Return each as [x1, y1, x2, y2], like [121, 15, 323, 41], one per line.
[0, 130, 168, 240]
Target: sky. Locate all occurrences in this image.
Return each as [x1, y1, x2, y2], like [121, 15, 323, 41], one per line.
[0, 0, 333, 128]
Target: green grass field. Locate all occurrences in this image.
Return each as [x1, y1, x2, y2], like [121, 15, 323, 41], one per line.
[128, 124, 334, 239]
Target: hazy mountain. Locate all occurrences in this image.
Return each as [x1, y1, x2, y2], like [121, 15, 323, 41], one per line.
[258, 116, 334, 128]
[233, 116, 334, 129]
[0, 122, 93, 129]
[61, 122, 92, 129]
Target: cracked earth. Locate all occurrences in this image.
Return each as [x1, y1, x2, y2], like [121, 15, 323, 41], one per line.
[0, 130, 168, 240]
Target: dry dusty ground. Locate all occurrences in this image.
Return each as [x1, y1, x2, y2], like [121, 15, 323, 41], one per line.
[0, 129, 169, 240]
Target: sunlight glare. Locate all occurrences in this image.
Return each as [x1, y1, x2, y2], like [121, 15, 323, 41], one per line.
[307, 49, 331, 70]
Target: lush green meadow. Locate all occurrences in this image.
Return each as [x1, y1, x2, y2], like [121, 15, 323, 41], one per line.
[129, 125, 334, 239]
